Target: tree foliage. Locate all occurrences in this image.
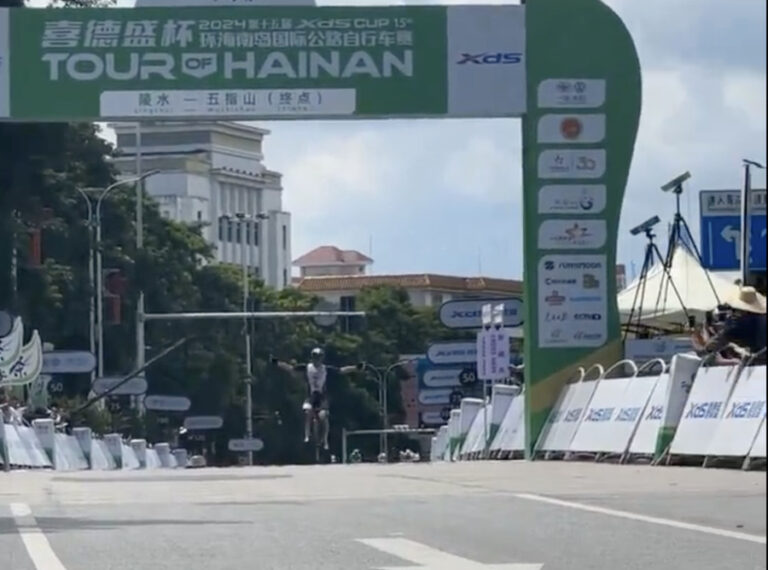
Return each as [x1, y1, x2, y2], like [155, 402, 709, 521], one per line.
[0, 122, 450, 464]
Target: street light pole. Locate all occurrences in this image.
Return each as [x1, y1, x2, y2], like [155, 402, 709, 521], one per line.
[236, 213, 255, 466]
[76, 189, 96, 384]
[364, 360, 411, 459]
[91, 170, 161, 381]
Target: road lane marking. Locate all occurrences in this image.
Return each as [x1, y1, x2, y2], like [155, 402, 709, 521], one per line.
[358, 537, 543, 569]
[514, 493, 767, 545]
[10, 503, 68, 570]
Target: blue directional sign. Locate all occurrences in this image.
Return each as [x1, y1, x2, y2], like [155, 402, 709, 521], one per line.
[699, 190, 766, 271]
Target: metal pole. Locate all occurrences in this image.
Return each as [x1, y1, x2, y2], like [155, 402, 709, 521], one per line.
[342, 428, 348, 465]
[76, 189, 97, 384]
[95, 211, 104, 379]
[741, 163, 752, 286]
[135, 123, 146, 413]
[241, 217, 254, 466]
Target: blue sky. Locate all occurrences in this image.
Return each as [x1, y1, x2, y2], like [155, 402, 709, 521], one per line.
[81, 0, 766, 279]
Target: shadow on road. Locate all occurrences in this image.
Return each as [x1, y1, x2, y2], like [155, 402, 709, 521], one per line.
[0, 516, 251, 535]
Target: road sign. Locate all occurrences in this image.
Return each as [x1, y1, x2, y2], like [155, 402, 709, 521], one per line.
[184, 415, 224, 430]
[312, 299, 339, 328]
[458, 367, 478, 386]
[438, 298, 524, 330]
[228, 438, 264, 452]
[92, 375, 148, 396]
[46, 376, 65, 396]
[426, 341, 477, 365]
[476, 328, 511, 381]
[144, 394, 191, 412]
[42, 350, 96, 374]
[699, 189, 767, 271]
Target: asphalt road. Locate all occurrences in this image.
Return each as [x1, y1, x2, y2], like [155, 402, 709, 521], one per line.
[1, 461, 765, 570]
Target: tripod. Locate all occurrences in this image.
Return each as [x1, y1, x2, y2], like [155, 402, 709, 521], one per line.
[663, 186, 721, 306]
[624, 226, 690, 340]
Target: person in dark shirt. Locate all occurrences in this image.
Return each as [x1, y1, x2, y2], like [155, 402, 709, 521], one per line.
[705, 286, 767, 364]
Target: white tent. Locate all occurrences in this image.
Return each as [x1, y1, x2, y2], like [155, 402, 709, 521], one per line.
[618, 246, 741, 329]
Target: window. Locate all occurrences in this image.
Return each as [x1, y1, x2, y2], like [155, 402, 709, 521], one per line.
[282, 224, 287, 250]
[253, 222, 259, 246]
[235, 221, 241, 244]
[197, 210, 202, 222]
[340, 296, 356, 333]
[245, 221, 252, 245]
[432, 293, 444, 306]
[227, 219, 235, 242]
[283, 269, 288, 287]
[218, 217, 225, 241]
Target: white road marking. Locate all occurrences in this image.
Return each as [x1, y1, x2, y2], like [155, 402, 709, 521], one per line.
[10, 503, 68, 570]
[514, 493, 767, 545]
[358, 537, 543, 569]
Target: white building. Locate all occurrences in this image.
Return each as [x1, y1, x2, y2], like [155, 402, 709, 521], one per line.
[111, 122, 291, 290]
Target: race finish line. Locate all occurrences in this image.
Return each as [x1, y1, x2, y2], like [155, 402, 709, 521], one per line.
[0, 0, 643, 456]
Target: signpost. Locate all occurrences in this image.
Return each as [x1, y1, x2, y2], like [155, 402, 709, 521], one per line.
[699, 189, 767, 271]
[41, 350, 96, 374]
[92, 375, 148, 396]
[439, 297, 523, 330]
[144, 394, 192, 412]
[183, 415, 224, 430]
[228, 438, 264, 452]
[0, 0, 644, 458]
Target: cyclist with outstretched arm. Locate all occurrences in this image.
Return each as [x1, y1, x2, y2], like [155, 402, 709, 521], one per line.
[271, 348, 362, 450]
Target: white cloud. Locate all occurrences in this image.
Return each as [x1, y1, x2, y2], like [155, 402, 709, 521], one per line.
[442, 134, 522, 204]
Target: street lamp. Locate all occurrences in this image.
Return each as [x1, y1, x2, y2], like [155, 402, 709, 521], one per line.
[84, 170, 161, 381]
[363, 359, 412, 458]
[222, 211, 268, 466]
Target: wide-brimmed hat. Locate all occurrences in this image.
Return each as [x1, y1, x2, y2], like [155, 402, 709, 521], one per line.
[724, 286, 767, 315]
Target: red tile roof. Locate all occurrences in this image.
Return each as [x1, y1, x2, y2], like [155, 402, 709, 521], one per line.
[292, 246, 373, 267]
[295, 273, 523, 294]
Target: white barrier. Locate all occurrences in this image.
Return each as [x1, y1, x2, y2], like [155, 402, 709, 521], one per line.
[73, 427, 93, 469]
[16, 425, 51, 468]
[91, 439, 117, 470]
[749, 417, 767, 459]
[173, 448, 188, 468]
[146, 448, 162, 469]
[155, 443, 177, 468]
[432, 426, 448, 462]
[54, 433, 89, 471]
[121, 443, 140, 470]
[627, 373, 669, 457]
[706, 365, 767, 459]
[455, 398, 483, 460]
[669, 364, 740, 457]
[131, 439, 148, 469]
[537, 379, 599, 454]
[489, 385, 520, 445]
[492, 391, 525, 456]
[104, 433, 124, 469]
[460, 403, 487, 458]
[447, 410, 461, 461]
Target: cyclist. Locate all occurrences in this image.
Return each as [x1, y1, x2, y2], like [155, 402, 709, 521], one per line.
[271, 348, 362, 450]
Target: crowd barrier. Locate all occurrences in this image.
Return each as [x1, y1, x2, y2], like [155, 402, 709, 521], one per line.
[1, 418, 185, 472]
[432, 354, 766, 470]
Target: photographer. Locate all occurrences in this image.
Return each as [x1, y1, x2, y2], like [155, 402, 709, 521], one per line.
[704, 286, 767, 365]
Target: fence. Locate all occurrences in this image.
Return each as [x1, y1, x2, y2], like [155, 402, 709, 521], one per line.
[431, 354, 766, 470]
[1, 418, 186, 472]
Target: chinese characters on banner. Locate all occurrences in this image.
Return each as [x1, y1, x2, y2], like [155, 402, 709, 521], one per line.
[476, 328, 510, 382]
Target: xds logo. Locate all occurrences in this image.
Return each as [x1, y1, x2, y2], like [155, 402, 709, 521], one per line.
[457, 52, 523, 65]
[645, 405, 663, 420]
[544, 261, 555, 270]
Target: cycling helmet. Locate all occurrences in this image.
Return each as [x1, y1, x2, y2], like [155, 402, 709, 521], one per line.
[310, 347, 324, 361]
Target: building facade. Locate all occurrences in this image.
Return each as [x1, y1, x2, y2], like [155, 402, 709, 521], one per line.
[295, 273, 524, 310]
[293, 246, 373, 279]
[112, 121, 291, 290]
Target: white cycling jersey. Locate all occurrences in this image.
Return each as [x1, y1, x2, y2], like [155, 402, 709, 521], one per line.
[306, 363, 327, 393]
